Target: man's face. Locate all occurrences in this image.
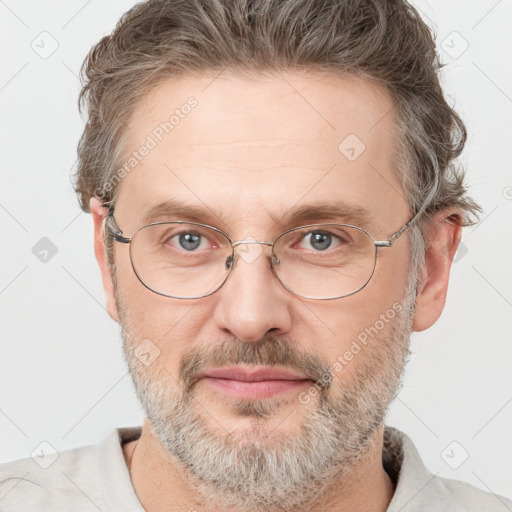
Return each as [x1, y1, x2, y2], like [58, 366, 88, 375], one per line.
[110, 72, 416, 509]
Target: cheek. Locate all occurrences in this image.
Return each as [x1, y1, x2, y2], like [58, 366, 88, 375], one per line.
[114, 246, 154, 321]
[114, 246, 208, 370]
[310, 256, 409, 368]
[367, 239, 411, 304]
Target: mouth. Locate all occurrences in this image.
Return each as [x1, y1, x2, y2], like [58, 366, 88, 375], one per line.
[199, 366, 313, 400]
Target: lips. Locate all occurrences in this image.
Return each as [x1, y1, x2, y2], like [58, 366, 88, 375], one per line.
[203, 366, 308, 381]
[199, 366, 312, 400]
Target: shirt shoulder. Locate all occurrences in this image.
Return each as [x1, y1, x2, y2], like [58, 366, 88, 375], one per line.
[0, 426, 143, 512]
[433, 474, 512, 511]
[0, 441, 102, 512]
[384, 426, 512, 512]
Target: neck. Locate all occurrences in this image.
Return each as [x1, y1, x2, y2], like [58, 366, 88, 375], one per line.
[124, 419, 395, 512]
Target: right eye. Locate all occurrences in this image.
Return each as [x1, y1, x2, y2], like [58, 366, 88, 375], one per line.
[161, 229, 214, 252]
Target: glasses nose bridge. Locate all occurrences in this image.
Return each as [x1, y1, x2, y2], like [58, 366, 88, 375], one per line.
[231, 239, 274, 249]
[229, 239, 278, 270]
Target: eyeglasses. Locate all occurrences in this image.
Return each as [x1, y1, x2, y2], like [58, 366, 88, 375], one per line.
[104, 190, 434, 300]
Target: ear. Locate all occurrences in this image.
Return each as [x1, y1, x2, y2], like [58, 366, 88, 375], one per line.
[90, 197, 119, 322]
[412, 208, 463, 332]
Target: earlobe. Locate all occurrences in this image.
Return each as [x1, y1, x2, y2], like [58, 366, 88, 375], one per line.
[412, 209, 463, 332]
[90, 197, 119, 322]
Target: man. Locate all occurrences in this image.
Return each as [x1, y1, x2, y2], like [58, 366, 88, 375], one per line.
[1, 0, 510, 510]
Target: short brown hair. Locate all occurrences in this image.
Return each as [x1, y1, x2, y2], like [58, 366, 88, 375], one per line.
[75, 0, 480, 235]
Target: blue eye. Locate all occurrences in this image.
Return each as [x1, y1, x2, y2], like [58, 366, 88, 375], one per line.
[177, 232, 203, 251]
[298, 230, 349, 252]
[307, 231, 332, 251]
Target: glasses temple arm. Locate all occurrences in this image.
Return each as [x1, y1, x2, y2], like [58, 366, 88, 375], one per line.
[385, 172, 440, 246]
[103, 207, 131, 244]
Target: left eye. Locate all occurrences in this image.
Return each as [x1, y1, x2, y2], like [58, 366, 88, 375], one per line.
[298, 231, 347, 251]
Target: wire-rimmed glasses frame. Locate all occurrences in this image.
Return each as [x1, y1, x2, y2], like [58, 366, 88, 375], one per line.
[104, 193, 431, 301]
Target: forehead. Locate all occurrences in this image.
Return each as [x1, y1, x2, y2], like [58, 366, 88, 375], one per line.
[114, 71, 407, 234]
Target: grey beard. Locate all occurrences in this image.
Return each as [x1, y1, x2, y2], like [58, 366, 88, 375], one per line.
[118, 279, 416, 511]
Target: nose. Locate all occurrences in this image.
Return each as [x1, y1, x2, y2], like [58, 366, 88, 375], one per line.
[212, 240, 293, 342]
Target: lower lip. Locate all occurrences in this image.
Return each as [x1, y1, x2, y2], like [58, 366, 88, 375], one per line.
[202, 377, 311, 400]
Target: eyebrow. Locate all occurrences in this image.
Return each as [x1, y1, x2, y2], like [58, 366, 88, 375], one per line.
[271, 202, 373, 230]
[141, 198, 374, 232]
[142, 199, 213, 225]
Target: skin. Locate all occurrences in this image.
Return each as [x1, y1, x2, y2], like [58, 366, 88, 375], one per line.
[90, 71, 462, 511]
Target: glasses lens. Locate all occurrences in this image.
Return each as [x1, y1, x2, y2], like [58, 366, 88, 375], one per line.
[130, 223, 232, 298]
[272, 224, 377, 299]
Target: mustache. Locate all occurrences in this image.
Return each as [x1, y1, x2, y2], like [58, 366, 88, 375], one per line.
[179, 336, 332, 391]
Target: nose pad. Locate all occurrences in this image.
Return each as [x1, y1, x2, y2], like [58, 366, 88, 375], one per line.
[227, 240, 276, 267]
[225, 244, 279, 272]
[222, 246, 282, 296]
[220, 246, 282, 297]
[225, 254, 234, 271]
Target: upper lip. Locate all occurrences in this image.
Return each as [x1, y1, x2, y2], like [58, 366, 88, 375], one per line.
[201, 366, 310, 382]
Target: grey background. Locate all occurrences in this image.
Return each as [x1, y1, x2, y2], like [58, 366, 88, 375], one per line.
[1, 0, 511, 502]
